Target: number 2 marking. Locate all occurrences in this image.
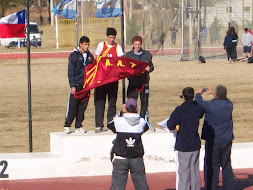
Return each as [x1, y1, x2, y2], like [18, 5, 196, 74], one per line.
[0, 160, 9, 178]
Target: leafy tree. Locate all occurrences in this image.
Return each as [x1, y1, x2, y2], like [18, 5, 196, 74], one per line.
[245, 20, 253, 31]
[209, 17, 221, 44]
[0, 0, 25, 17]
[126, 15, 141, 45]
[230, 20, 239, 33]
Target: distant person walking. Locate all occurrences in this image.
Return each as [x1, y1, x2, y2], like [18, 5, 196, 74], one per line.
[223, 31, 233, 63]
[242, 28, 252, 61]
[230, 27, 238, 61]
[170, 25, 178, 44]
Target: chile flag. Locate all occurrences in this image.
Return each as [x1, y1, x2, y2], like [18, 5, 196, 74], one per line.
[0, 9, 26, 38]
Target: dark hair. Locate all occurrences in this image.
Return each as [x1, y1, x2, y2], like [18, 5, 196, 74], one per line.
[245, 28, 248, 32]
[215, 85, 227, 99]
[79, 36, 90, 44]
[229, 27, 235, 34]
[132, 36, 142, 44]
[182, 87, 194, 100]
[126, 105, 137, 113]
[106, 27, 117, 36]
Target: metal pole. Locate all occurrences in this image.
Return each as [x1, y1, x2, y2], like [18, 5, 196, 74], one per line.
[130, 0, 132, 19]
[50, 0, 54, 27]
[242, 0, 244, 30]
[121, 0, 125, 104]
[161, 20, 164, 56]
[142, 0, 145, 49]
[197, 0, 201, 58]
[81, 0, 84, 36]
[181, 0, 184, 60]
[76, 0, 79, 47]
[26, 0, 32, 152]
[56, 16, 59, 49]
[228, 0, 231, 23]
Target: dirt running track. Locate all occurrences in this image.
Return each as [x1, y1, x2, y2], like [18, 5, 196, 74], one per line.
[0, 169, 253, 190]
[0, 47, 243, 60]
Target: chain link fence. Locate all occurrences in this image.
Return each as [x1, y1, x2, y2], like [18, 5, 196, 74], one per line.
[56, 0, 253, 60]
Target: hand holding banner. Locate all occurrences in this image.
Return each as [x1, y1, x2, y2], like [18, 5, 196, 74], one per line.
[74, 56, 149, 99]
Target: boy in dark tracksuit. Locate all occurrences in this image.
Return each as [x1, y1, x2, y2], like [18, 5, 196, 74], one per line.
[107, 98, 150, 190]
[167, 87, 204, 190]
[125, 36, 154, 129]
[64, 36, 94, 134]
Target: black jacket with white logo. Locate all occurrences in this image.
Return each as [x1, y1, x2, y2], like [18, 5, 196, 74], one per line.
[107, 113, 149, 158]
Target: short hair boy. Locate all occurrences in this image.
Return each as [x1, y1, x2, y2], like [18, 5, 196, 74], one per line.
[63, 36, 94, 134]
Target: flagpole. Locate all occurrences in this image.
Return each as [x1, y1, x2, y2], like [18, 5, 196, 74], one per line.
[121, 0, 125, 104]
[76, 0, 79, 47]
[26, 0, 33, 152]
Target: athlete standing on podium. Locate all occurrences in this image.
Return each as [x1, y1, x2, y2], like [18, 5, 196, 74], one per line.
[94, 28, 124, 133]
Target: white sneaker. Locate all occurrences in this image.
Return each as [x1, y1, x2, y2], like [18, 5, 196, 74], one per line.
[64, 127, 71, 134]
[95, 127, 103, 133]
[75, 127, 87, 133]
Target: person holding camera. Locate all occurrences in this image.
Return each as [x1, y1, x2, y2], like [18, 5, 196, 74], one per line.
[195, 85, 235, 190]
[167, 87, 204, 190]
[107, 98, 150, 190]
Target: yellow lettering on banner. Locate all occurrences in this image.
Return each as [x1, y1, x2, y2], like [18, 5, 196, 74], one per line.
[117, 60, 125, 67]
[130, 62, 136, 68]
[105, 59, 111, 67]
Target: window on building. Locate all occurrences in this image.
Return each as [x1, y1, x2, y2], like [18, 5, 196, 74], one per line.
[244, 6, 250, 12]
[226, 7, 232, 13]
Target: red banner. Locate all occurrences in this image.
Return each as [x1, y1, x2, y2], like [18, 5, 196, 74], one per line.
[74, 56, 149, 99]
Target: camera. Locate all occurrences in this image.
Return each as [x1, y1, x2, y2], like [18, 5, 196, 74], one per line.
[202, 88, 208, 92]
[179, 94, 183, 99]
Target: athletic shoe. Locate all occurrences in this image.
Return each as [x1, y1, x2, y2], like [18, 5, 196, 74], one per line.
[95, 127, 103, 133]
[75, 127, 87, 133]
[64, 127, 71, 134]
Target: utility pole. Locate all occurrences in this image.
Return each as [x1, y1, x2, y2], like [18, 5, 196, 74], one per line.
[142, 0, 145, 49]
[130, 0, 132, 19]
[26, 0, 33, 152]
[242, 0, 244, 30]
[50, 0, 54, 27]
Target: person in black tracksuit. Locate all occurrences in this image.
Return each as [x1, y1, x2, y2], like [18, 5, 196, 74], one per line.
[64, 36, 94, 134]
[107, 98, 150, 190]
[125, 36, 154, 120]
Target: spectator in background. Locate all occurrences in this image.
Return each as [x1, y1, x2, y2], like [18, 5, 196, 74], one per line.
[242, 28, 252, 61]
[195, 85, 235, 190]
[223, 31, 233, 63]
[150, 25, 158, 45]
[201, 26, 207, 44]
[167, 87, 204, 190]
[230, 27, 238, 62]
[170, 25, 178, 44]
[31, 36, 38, 48]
